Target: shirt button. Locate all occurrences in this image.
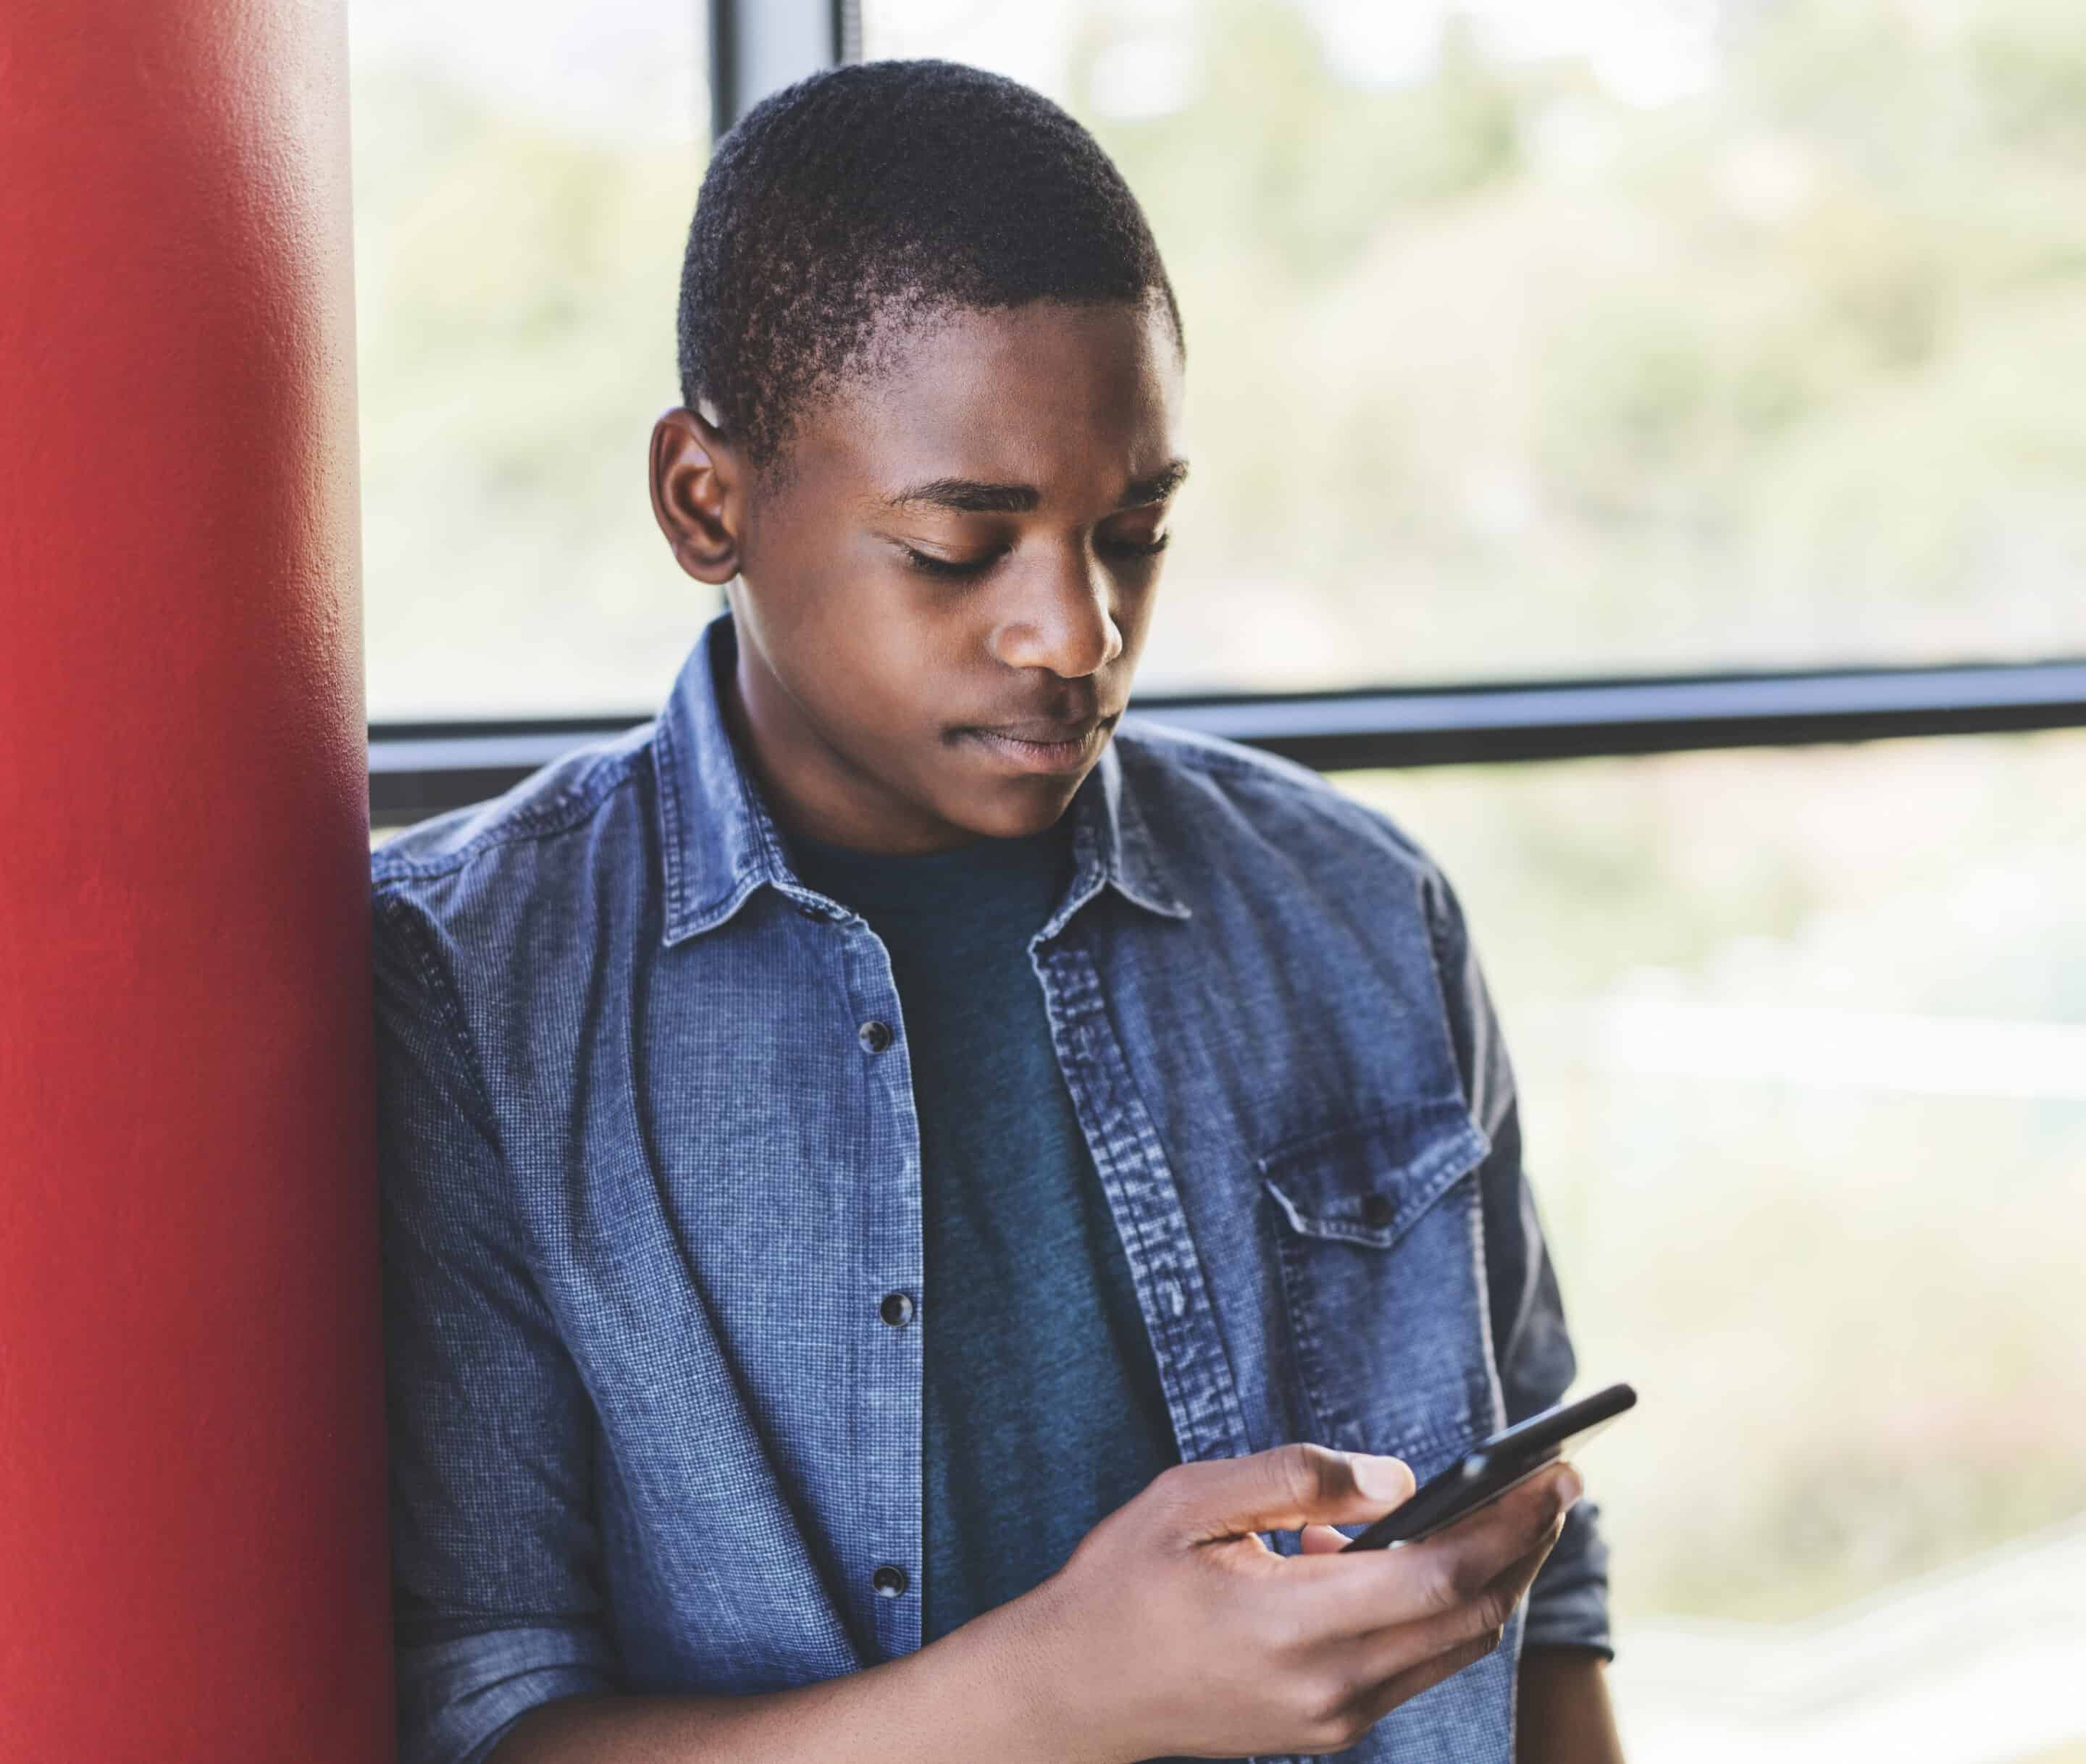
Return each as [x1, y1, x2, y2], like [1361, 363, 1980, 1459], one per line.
[1360, 1193, 1395, 1228]
[879, 1290, 915, 1327]
[858, 1019, 894, 1054]
[871, 1563, 909, 1597]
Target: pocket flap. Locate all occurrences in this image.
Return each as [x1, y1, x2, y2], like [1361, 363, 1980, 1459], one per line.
[1257, 1095, 1491, 1249]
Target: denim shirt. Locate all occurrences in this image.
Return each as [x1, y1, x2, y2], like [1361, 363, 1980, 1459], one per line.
[371, 612, 1611, 1764]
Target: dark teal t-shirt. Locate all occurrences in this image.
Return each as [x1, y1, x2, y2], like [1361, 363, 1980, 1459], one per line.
[787, 815, 1184, 1648]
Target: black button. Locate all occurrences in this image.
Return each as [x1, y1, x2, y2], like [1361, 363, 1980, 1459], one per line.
[1360, 1193, 1395, 1228]
[879, 1290, 915, 1327]
[871, 1563, 909, 1597]
[858, 1020, 893, 1054]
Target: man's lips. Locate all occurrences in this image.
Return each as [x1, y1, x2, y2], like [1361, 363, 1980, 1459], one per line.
[955, 711, 1120, 774]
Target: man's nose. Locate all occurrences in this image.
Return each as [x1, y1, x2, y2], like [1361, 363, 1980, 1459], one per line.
[986, 542, 1124, 679]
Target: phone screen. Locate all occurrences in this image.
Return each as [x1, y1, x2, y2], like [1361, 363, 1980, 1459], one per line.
[1337, 1381, 1636, 1552]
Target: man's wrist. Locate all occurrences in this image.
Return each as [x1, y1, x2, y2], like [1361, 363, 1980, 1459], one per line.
[487, 1584, 1111, 1764]
[889, 1572, 1120, 1764]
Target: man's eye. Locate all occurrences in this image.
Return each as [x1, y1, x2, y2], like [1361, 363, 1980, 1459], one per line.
[900, 545, 996, 579]
[898, 532, 1170, 579]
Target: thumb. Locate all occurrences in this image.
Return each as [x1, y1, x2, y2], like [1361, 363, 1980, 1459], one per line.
[1169, 1442, 1417, 1542]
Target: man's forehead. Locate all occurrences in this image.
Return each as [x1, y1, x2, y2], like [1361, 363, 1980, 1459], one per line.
[812, 299, 1185, 508]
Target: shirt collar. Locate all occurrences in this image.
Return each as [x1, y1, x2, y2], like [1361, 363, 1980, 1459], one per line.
[653, 610, 1191, 946]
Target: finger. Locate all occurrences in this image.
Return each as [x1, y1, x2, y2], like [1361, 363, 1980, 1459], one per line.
[1298, 1523, 1356, 1555]
[1347, 1629, 1504, 1734]
[1281, 1461, 1578, 1636]
[1320, 1529, 1559, 1731]
[1164, 1442, 1416, 1543]
[1345, 1524, 1559, 1686]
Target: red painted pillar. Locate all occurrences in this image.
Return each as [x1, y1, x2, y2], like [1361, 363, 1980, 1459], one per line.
[0, 2, 392, 1758]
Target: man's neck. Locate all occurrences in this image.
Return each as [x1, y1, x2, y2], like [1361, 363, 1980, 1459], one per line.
[722, 643, 968, 856]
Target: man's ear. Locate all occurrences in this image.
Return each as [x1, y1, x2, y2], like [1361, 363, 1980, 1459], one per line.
[650, 406, 744, 584]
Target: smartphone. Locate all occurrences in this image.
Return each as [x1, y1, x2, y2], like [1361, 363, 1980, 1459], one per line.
[1337, 1382, 1637, 1551]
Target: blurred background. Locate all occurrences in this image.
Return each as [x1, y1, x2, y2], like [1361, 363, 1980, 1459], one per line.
[353, 2, 2086, 1757]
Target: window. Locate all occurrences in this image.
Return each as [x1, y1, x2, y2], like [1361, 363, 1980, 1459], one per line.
[348, 0, 713, 718]
[867, 0, 2086, 692]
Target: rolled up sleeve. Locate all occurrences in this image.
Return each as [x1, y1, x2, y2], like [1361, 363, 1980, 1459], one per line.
[373, 886, 624, 1764]
[1420, 860, 1614, 1660]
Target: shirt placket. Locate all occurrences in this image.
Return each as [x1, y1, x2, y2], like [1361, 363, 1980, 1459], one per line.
[1031, 928, 1254, 1474]
[827, 907, 928, 1664]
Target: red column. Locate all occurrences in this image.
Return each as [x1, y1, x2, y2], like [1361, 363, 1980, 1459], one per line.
[0, 2, 391, 1757]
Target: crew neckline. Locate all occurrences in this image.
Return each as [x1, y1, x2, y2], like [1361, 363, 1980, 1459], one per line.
[787, 816, 1073, 918]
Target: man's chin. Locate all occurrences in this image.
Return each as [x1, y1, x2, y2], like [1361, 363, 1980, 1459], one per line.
[927, 768, 1089, 844]
[963, 787, 1083, 843]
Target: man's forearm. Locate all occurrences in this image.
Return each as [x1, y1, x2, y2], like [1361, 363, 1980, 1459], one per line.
[484, 1587, 1113, 1764]
[480, 1597, 1620, 1764]
[1515, 1645, 1625, 1764]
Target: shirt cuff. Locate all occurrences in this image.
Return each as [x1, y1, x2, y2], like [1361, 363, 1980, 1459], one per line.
[397, 1623, 624, 1764]
[1520, 1498, 1614, 1660]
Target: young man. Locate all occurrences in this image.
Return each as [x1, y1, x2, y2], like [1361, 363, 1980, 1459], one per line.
[373, 57, 1623, 1764]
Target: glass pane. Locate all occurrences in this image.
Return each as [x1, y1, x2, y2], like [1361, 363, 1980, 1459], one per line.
[1332, 726, 2086, 1762]
[866, 0, 2086, 691]
[349, 0, 713, 718]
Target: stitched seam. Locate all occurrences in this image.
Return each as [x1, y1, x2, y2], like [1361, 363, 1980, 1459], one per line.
[372, 887, 504, 1146]
[655, 706, 697, 936]
[1264, 1177, 1475, 1249]
[1268, 1204, 1341, 1446]
[1415, 861, 1483, 1111]
[371, 739, 652, 883]
[1255, 1093, 1476, 1175]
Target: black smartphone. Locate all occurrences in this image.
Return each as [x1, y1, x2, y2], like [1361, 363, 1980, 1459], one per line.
[1338, 1382, 1637, 1552]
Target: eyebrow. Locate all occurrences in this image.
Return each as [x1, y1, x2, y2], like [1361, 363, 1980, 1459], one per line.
[878, 458, 1189, 516]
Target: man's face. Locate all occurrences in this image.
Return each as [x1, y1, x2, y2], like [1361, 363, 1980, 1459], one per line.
[650, 294, 1187, 853]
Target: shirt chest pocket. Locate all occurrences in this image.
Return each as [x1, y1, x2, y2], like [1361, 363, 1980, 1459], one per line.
[1257, 1095, 1501, 1468]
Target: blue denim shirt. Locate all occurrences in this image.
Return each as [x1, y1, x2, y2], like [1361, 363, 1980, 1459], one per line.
[372, 612, 1611, 1764]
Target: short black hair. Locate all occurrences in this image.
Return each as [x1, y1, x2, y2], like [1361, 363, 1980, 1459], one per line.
[677, 57, 1184, 484]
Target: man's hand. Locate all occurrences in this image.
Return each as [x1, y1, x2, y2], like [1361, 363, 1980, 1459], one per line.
[1292, 1484, 1625, 1763]
[1023, 1441, 1583, 1762]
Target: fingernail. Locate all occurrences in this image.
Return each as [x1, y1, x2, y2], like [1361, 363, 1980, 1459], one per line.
[1556, 1466, 1583, 1510]
[1354, 1453, 1409, 1500]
